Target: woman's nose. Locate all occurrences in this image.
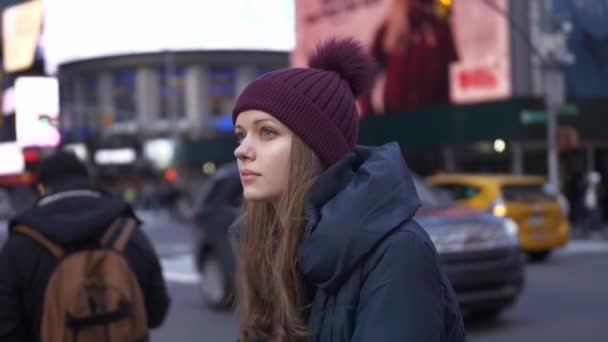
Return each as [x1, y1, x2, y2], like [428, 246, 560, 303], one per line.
[234, 137, 255, 160]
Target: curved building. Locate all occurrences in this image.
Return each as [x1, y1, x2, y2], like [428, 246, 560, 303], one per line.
[41, 0, 293, 170]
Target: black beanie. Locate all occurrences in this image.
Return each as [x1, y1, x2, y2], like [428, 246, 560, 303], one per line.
[37, 150, 89, 187]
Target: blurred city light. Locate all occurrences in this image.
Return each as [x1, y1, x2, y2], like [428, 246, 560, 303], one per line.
[94, 148, 136, 165]
[164, 168, 178, 182]
[22, 148, 39, 162]
[504, 218, 519, 237]
[144, 138, 175, 170]
[494, 139, 507, 154]
[202, 162, 217, 175]
[493, 203, 508, 217]
[62, 143, 88, 161]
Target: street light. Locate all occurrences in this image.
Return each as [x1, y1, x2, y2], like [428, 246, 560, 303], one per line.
[494, 139, 507, 154]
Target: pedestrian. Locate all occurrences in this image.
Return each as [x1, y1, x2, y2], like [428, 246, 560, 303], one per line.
[565, 170, 586, 228]
[232, 38, 467, 342]
[0, 150, 170, 341]
[582, 171, 605, 239]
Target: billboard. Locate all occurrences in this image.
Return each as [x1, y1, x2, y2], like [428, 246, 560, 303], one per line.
[15, 77, 61, 148]
[42, 0, 295, 74]
[2, 0, 43, 73]
[293, 0, 511, 115]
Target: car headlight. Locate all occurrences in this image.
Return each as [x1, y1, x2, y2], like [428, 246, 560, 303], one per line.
[490, 196, 507, 217]
[504, 218, 519, 239]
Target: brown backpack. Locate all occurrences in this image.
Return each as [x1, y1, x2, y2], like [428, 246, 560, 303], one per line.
[14, 217, 149, 342]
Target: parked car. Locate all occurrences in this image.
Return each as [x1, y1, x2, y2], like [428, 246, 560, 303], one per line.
[427, 173, 570, 261]
[192, 164, 524, 319]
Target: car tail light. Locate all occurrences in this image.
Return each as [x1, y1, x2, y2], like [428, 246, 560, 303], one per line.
[23, 149, 40, 162]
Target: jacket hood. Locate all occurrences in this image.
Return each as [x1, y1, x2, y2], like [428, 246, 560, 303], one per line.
[298, 143, 421, 292]
[9, 180, 135, 246]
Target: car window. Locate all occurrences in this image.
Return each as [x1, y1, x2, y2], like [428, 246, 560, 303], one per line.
[501, 184, 554, 202]
[433, 183, 480, 200]
[413, 175, 454, 209]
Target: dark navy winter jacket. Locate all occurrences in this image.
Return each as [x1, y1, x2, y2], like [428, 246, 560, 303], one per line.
[241, 143, 468, 341]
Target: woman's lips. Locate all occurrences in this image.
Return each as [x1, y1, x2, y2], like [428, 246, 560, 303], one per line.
[240, 169, 260, 182]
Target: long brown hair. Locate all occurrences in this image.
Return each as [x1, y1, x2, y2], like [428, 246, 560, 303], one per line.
[237, 135, 325, 342]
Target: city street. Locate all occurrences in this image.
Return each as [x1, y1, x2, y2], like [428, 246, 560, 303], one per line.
[2, 211, 607, 341]
[0, 0, 606, 341]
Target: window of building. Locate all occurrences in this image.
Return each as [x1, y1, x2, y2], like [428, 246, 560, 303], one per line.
[82, 74, 99, 131]
[159, 67, 185, 120]
[113, 69, 136, 123]
[208, 67, 236, 118]
[58, 76, 75, 135]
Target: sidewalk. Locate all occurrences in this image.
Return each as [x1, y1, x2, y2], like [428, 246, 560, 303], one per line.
[569, 224, 608, 241]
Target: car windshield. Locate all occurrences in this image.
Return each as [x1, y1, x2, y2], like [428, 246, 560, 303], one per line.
[412, 174, 454, 209]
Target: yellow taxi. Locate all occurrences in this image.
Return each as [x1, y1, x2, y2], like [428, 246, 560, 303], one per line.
[427, 174, 569, 261]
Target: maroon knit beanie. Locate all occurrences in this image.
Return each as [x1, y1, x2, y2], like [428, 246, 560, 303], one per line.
[232, 38, 373, 166]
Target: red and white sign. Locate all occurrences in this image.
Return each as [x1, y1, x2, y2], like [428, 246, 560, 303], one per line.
[449, 0, 511, 103]
[451, 60, 511, 103]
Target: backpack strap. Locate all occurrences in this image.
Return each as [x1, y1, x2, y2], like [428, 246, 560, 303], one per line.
[100, 217, 125, 246]
[13, 225, 64, 259]
[114, 218, 137, 251]
[100, 216, 137, 252]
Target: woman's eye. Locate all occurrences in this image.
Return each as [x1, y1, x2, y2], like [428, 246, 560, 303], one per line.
[261, 127, 275, 137]
[235, 132, 246, 143]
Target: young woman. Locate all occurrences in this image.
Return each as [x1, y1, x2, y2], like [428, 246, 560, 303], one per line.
[232, 38, 467, 342]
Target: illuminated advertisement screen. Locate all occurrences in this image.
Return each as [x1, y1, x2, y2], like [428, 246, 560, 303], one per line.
[2, 0, 43, 73]
[42, 0, 295, 74]
[15, 76, 61, 148]
[293, 0, 511, 115]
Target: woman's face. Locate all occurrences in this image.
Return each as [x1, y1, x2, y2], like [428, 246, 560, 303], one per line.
[234, 110, 293, 202]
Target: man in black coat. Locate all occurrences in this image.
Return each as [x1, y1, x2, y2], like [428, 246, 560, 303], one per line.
[0, 150, 170, 341]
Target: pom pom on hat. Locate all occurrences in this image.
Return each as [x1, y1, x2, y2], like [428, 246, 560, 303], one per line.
[308, 37, 373, 97]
